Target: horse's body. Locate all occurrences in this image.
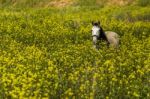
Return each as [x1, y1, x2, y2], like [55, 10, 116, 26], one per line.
[91, 21, 119, 49]
[105, 31, 119, 48]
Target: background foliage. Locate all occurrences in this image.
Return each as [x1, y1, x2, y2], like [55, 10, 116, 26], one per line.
[0, 0, 150, 98]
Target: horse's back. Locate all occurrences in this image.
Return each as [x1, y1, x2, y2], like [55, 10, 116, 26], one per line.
[105, 31, 119, 37]
[105, 31, 119, 48]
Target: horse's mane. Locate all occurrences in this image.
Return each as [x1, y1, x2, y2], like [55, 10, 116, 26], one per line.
[99, 26, 108, 41]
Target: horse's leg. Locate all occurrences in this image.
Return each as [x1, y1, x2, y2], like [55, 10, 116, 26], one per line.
[93, 36, 98, 49]
[107, 41, 110, 48]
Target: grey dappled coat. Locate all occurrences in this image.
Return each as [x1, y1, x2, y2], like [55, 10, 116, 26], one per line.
[105, 31, 119, 48]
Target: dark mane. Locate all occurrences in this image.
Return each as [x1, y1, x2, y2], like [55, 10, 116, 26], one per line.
[99, 27, 108, 41]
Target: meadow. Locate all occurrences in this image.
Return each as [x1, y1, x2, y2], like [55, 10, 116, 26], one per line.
[0, 0, 150, 98]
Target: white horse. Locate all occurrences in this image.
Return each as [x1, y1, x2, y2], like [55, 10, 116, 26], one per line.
[91, 21, 119, 49]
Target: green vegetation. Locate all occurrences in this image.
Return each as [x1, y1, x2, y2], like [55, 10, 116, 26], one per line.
[0, 0, 52, 8]
[0, 0, 150, 98]
[138, 0, 150, 6]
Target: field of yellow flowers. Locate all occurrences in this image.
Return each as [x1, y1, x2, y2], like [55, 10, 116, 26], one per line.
[0, 6, 150, 98]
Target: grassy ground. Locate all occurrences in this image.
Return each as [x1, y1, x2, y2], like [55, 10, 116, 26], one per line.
[0, 0, 150, 98]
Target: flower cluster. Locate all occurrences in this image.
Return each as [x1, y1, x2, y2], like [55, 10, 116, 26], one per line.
[0, 6, 149, 98]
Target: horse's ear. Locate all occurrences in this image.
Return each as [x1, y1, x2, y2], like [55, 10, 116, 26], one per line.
[92, 21, 94, 25]
[98, 21, 100, 25]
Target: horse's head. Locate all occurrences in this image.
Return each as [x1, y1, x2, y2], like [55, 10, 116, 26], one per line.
[91, 21, 101, 37]
[91, 21, 101, 49]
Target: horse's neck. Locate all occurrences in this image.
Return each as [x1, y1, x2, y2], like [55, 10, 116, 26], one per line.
[100, 27, 108, 41]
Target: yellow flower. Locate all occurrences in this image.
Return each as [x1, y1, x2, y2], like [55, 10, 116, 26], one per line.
[133, 92, 139, 97]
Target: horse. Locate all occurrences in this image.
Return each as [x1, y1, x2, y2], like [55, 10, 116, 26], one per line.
[91, 21, 119, 49]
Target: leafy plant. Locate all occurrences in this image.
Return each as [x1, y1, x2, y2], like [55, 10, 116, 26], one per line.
[0, 3, 150, 99]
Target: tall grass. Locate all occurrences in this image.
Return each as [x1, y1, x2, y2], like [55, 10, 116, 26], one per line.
[0, 0, 150, 98]
[0, 5, 150, 98]
[0, 0, 49, 7]
[137, 0, 150, 6]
